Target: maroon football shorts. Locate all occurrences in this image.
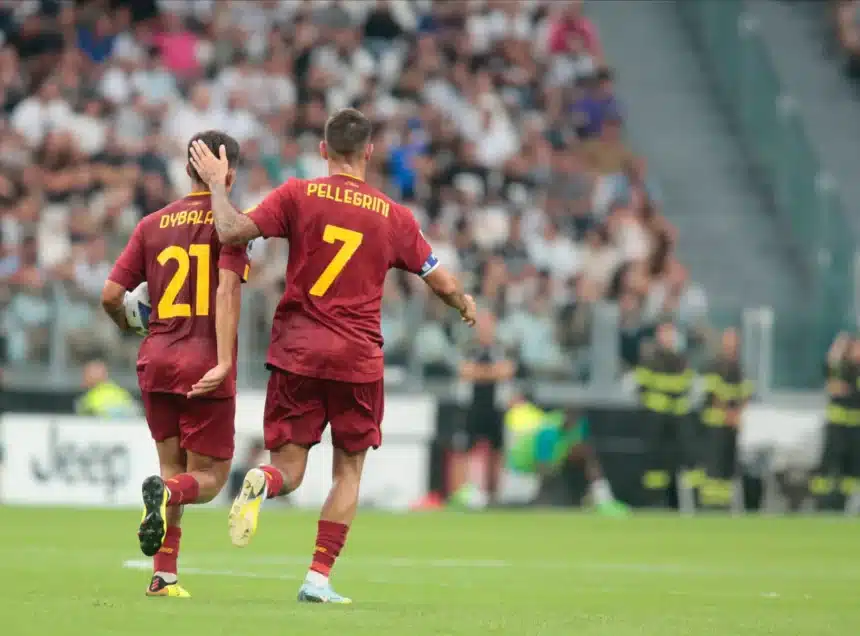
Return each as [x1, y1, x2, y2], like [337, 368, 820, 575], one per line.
[141, 391, 236, 460]
[263, 369, 384, 453]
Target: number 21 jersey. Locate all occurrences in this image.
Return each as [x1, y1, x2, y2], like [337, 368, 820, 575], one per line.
[108, 191, 250, 398]
[247, 174, 436, 384]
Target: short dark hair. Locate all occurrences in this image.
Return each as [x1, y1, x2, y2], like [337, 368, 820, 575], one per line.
[324, 108, 372, 160]
[187, 130, 240, 183]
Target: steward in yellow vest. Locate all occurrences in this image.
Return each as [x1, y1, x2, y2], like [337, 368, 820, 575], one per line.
[699, 328, 752, 509]
[809, 334, 860, 509]
[75, 360, 140, 418]
[634, 322, 693, 506]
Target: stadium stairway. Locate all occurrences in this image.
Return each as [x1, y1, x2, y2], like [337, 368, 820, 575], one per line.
[588, 0, 807, 312]
[750, 0, 860, 239]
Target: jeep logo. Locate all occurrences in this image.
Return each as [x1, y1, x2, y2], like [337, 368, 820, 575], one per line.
[30, 423, 131, 500]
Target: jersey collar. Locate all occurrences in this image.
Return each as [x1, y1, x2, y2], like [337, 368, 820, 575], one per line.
[333, 173, 364, 182]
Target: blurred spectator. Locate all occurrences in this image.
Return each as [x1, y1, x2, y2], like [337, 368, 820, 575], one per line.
[6, 235, 42, 287]
[74, 359, 140, 417]
[72, 236, 112, 301]
[642, 259, 709, 334]
[363, 0, 407, 53]
[240, 162, 274, 212]
[11, 79, 72, 147]
[262, 139, 308, 184]
[3, 236, 50, 363]
[135, 171, 172, 219]
[164, 83, 225, 152]
[500, 291, 570, 378]
[151, 11, 201, 79]
[130, 48, 180, 107]
[223, 90, 262, 144]
[547, 0, 603, 59]
[580, 225, 620, 295]
[381, 275, 409, 365]
[77, 14, 116, 64]
[526, 221, 580, 281]
[582, 116, 635, 176]
[413, 298, 459, 377]
[571, 69, 621, 140]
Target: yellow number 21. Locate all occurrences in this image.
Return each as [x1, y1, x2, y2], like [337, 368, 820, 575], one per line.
[157, 244, 211, 318]
[309, 224, 363, 297]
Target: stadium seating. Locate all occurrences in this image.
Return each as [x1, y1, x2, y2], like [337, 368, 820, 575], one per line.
[0, 0, 706, 384]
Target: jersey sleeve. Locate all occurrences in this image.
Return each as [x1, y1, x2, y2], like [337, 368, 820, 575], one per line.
[218, 243, 251, 283]
[108, 224, 146, 290]
[246, 179, 299, 239]
[392, 204, 438, 277]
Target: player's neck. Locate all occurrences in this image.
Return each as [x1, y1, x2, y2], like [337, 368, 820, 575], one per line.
[189, 182, 211, 195]
[327, 162, 366, 183]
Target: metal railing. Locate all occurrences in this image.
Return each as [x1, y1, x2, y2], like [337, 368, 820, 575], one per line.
[2, 281, 829, 393]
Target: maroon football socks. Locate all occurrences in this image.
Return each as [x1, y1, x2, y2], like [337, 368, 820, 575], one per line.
[153, 526, 181, 577]
[260, 465, 285, 498]
[164, 474, 200, 505]
[309, 520, 349, 577]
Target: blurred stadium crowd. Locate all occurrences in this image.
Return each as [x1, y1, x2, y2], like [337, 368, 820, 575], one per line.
[0, 0, 709, 380]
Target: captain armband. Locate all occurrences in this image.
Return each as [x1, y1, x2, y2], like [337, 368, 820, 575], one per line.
[420, 252, 440, 278]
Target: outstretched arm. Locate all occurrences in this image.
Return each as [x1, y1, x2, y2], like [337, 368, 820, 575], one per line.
[391, 204, 475, 326]
[189, 141, 262, 245]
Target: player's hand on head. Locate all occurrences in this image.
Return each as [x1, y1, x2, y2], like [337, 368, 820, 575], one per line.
[189, 141, 229, 187]
[187, 363, 231, 398]
[461, 294, 477, 327]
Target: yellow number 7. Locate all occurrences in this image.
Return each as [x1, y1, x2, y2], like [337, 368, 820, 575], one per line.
[309, 224, 363, 297]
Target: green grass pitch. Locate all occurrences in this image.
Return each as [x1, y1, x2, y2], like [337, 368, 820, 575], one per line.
[0, 506, 856, 635]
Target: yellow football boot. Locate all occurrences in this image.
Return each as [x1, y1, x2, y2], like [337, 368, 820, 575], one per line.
[146, 575, 191, 599]
[229, 468, 267, 547]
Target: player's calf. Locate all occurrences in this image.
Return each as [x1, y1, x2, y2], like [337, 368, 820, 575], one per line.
[154, 457, 231, 508]
[227, 465, 289, 547]
[228, 446, 308, 547]
[140, 458, 230, 598]
[138, 474, 208, 561]
[298, 448, 364, 602]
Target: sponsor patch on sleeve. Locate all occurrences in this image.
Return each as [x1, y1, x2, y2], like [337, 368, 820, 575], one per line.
[420, 252, 440, 277]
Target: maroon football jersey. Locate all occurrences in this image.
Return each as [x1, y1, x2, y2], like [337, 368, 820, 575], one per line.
[109, 191, 250, 398]
[247, 174, 437, 383]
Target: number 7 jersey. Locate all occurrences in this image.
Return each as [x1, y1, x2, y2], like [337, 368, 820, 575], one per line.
[246, 174, 437, 383]
[108, 191, 251, 398]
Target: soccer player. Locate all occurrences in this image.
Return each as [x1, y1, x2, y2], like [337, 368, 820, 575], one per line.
[101, 130, 250, 598]
[189, 108, 476, 604]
